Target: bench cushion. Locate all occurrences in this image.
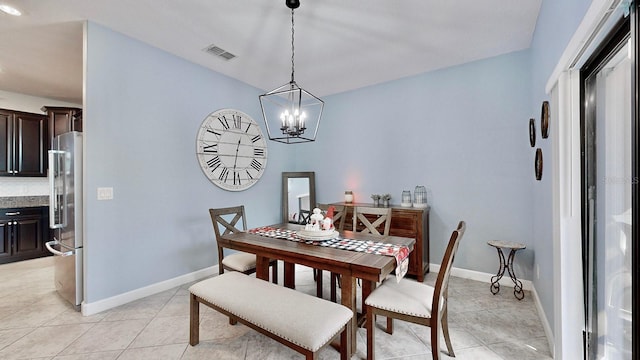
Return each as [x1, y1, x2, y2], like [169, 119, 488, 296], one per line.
[189, 272, 352, 352]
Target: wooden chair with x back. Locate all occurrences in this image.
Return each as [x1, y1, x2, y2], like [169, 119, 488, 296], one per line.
[327, 206, 393, 303]
[314, 204, 347, 298]
[353, 206, 392, 236]
[209, 206, 278, 284]
[364, 221, 466, 360]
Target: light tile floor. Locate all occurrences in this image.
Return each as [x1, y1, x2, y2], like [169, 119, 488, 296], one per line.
[0, 257, 552, 359]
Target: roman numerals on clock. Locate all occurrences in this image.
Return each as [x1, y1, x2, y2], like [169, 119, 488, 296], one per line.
[207, 156, 221, 171]
[250, 159, 262, 171]
[218, 115, 230, 130]
[197, 109, 267, 191]
[203, 143, 218, 153]
[205, 155, 263, 183]
[233, 114, 242, 129]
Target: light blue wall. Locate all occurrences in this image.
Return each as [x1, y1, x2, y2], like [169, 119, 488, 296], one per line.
[529, 0, 591, 333]
[294, 50, 535, 280]
[83, 19, 536, 303]
[83, 2, 595, 336]
[83, 22, 292, 302]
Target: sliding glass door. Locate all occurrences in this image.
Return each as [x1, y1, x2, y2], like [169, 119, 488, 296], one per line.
[581, 19, 634, 359]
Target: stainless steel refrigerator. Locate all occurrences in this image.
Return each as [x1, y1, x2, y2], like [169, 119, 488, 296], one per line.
[46, 131, 83, 308]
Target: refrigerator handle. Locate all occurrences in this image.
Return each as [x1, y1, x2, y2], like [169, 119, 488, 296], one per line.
[49, 150, 65, 229]
[45, 240, 74, 256]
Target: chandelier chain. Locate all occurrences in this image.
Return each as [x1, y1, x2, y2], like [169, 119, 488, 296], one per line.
[290, 8, 295, 83]
[258, 1, 323, 144]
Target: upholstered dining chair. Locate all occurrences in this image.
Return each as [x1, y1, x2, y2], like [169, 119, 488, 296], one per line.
[209, 206, 278, 284]
[365, 221, 466, 360]
[314, 204, 347, 298]
[329, 206, 393, 302]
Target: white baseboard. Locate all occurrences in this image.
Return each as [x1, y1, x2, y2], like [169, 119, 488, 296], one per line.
[430, 263, 533, 291]
[430, 264, 553, 355]
[81, 266, 218, 316]
[530, 282, 555, 358]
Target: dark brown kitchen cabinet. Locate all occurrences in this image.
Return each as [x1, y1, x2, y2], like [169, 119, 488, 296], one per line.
[0, 207, 50, 264]
[0, 109, 48, 177]
[42, 106, 82, 145]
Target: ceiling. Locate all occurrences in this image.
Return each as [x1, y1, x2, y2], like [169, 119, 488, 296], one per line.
[0, 0, 542, 105]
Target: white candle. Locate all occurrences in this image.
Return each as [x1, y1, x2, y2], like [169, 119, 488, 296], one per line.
[344, 191, 353, 203]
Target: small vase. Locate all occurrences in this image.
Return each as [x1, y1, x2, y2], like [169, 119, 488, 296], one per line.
[383, 199, 390, 207]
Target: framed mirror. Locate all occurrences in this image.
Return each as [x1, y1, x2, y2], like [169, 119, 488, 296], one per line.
[282, 172, 316, 224]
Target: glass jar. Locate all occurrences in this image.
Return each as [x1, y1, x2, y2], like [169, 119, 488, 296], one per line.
[414, 186, 427, 208]
[401, 190, 412, 207]
[344, 190, 353, 203]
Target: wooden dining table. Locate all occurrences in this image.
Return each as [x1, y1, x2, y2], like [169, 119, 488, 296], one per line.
[217, 222, 415, 357]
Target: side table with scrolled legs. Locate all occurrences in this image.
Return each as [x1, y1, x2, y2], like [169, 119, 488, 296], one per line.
[487, 240, 526, 300]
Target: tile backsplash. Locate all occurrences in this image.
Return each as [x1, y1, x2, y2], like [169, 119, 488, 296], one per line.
[0, 177, 50, 196]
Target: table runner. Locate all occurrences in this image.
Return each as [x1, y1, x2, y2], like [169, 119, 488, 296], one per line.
[247, 226, 409, 282]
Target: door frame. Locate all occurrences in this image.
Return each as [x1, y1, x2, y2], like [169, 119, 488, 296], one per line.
[548, 0, 638, 358]
[632, 2, 639, 358]
[579, 16, 633, 358]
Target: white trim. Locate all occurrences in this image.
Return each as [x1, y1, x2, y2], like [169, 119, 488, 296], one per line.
[551, 70, 586, 360]
[430, 263, 533, 291]
[531, 282, 556, 358]
[546, 0, 621, 93]
[81, 266, 217, 316]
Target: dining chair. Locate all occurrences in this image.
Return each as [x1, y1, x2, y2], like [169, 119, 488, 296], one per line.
[298, 209, 311, 225]
[209, 206, 278, 284]
[313, 204, 347, 298]
[353, 206, 392, 236]
[317, 203, 347, 231]
[365, 221, 466, 360]
[329, 206, 393, 303]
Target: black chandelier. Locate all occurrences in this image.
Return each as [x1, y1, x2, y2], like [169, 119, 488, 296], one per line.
[259, 0, 324, 144]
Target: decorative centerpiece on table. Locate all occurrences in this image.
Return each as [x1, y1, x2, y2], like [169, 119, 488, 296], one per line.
[296, 207, 339, 241]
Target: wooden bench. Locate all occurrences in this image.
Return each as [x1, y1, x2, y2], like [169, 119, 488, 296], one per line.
[189, 272, 353, 360]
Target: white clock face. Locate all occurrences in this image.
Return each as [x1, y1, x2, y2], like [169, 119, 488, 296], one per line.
[196, 109, 268, 191]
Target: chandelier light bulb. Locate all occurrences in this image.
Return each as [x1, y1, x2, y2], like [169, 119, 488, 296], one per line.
[277, 106, 307, 135]
[299, 112, 306, 129]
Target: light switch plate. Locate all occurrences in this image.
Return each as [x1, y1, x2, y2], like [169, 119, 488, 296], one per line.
[97, 187, 114, 200]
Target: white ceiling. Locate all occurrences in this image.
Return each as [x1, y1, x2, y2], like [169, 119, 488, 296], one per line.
[0, 0, 542, 104]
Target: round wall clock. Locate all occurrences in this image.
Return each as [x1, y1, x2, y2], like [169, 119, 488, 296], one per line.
[529, 118, 536, 147]
[196, 109, 268, 191]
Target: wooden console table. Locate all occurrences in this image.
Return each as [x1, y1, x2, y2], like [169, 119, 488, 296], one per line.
[332, 202, 430, 282]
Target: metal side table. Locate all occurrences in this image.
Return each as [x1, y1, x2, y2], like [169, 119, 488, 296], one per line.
[487, 240, 526, 300]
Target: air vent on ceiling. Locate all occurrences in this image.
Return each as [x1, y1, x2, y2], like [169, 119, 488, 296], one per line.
[203, 44, 236, 61]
